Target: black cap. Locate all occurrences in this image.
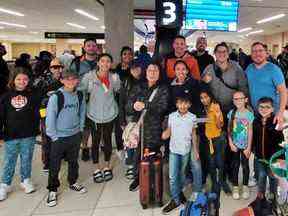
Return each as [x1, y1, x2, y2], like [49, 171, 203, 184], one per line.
[61, 70, 79, 79]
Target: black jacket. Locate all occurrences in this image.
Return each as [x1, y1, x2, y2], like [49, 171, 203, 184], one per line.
[253, 114, 284, 160]
[169, 76, 202, 115]
[126, 82, 169, 150]
[0, 58, 9, 96]
[119, 75, 142, 125]
[0, 89, 41, 140]
[191, 51, 215, 74]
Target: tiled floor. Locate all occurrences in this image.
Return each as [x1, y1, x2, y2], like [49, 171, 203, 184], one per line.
[0, 144, 257, 216]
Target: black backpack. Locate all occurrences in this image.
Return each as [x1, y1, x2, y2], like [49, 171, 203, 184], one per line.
[54, 91, 83, 118]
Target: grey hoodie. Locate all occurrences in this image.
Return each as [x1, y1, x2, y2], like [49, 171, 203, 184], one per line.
[46, 88, 86, 141]
[203, 60, 249, 113]
[79, 70, 121, 123]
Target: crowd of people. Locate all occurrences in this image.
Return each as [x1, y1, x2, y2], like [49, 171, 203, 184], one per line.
[0, 36, 287, 215]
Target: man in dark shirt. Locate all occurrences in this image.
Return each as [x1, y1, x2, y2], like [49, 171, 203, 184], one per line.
[0, 44, 9, 96]
[191, 36, 215, 74]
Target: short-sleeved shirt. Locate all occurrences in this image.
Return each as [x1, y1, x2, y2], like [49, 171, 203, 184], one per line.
[227, 110, 254, 149]
[246, 62, 285, 112]
[168, 111, 197, 155]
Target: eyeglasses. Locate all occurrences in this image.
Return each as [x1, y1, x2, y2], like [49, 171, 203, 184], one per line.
[233, 97, 245, 101]
[259, 105, 272, 109]
[50, 65, 63, 69]
[252, 49, 266, 53]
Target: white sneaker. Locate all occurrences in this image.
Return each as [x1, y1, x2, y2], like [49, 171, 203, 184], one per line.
[0, 183, 12, 201]
[20, 179, 35, 194]
[232, 186, 240, 200]
[69, 183, 87, 194]
[46, 191, 57, 207]
[248, 176, 257, 187]
[242, 186, 250, 200]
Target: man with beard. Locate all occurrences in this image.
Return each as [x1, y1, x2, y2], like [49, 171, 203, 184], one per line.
[246, 42, 287, 128]
[191, 36, 215, 74]
[70, 38, 99, 161]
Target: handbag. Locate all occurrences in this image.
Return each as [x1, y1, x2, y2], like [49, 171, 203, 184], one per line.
[122, 87, 159, 149]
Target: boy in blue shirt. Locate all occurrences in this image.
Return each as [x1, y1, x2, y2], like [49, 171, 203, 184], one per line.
[45, 70, 86, 207]
[161, 95, 202, 214]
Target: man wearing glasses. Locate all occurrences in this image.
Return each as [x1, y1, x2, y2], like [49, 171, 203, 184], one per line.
[246, 42, 287, 128]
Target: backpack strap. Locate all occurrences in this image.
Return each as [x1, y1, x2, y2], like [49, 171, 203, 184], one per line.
[70, 56, 81, 73]
[76, 91, 83, 116]
[55, 91, 65, 118]
[213, 63, 238, 91]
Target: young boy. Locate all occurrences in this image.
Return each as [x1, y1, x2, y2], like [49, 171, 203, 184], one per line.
[253, 97, 284, 200]
[161, 95, 201, 214]
[45, 70, 87, 207]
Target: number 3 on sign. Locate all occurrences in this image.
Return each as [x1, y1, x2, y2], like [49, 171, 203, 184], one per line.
[163, 2, 176, 25]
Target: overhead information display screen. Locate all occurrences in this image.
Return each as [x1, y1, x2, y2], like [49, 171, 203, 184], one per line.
[184, 0, 239, 32]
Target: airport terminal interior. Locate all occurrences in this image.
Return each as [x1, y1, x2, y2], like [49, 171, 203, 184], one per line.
[1, 0, 288, 216]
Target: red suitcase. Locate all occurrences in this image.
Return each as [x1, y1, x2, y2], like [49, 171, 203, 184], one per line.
[139, 151, 163, 209]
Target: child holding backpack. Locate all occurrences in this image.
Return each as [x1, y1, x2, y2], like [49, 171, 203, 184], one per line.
[45, 70, 86, 207]
[228, 91, 254, 200]
[0, 67, 41, 201]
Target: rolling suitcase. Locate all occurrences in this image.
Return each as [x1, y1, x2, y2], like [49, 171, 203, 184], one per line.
[139, 125, 163, 209]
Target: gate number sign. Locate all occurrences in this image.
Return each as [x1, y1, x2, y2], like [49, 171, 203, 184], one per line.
[156, 0, 182, 28]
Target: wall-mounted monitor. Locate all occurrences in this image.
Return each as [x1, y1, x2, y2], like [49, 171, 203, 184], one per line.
[184, 0, 239, 32]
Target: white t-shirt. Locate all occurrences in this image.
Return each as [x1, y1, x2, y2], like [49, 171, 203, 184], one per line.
[168, 111, 197, 155]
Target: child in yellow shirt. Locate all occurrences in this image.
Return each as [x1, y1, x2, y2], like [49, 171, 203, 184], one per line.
[199, 89, 231, 194]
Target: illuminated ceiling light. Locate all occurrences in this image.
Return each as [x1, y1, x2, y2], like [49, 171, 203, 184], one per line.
[66, 22, 86, 29]
[29, 31, 39, 34]
[0, 26, 4, 29]
[238, 27, 252, 33]
[0, 21, 26, 28]
[246, 29, 264, 36]
[0, 7, 24, 16]
[74, 9, 99, 21]
[257, 14, 285, 24]
[101, 25, 105, 29]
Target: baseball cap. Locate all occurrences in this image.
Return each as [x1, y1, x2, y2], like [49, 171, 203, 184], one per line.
[61, 69, 79, 79]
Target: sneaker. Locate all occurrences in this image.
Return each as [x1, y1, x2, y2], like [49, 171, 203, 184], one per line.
[129, 179, 139, 192]
[248, 176, 257, 187]
[81, 148, 90, 161]
[0, 183, 12, 201]
[232, 186, 240, 200]
[43, 165, 49, 173]
[46, 191, 57, 207]
[162, 199, 182, 215]
[222, 182, 232, 195]
[20, 179, 35, 194]
[69, 183, 87, 194]
[242, 185, 250, 200]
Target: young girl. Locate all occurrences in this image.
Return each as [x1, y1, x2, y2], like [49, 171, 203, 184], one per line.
[0, 67, 41, 201]
[79, 53, 121, 183]
[228, 91, 254, 200]
[199, 89, 230, 195]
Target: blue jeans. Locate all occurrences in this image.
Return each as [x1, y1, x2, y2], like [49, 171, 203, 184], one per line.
[190, 148, 203, 193]
[1, 137, 36, 185]
[169, 152, 190, 204]
[255, 158, 278, 194]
